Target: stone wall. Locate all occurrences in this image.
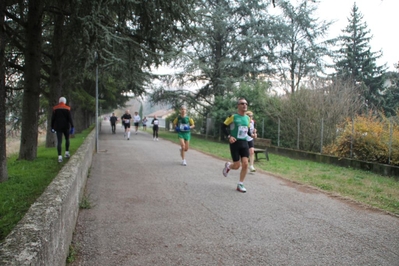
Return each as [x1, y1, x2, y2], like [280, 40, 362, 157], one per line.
[0, 130, 95, 265]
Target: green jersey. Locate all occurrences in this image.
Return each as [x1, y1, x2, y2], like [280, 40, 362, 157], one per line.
[173, 116, 194, 132]
[223, 114, 250, 140]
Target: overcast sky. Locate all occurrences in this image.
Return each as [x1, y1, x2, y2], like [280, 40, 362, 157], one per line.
[315, 0, 398, 71]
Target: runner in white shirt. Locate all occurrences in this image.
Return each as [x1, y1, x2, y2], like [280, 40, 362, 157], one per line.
[246, 111, 257, 172]
[133, 112, 141, 134]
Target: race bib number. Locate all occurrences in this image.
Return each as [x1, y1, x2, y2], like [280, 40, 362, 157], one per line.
[180, 124, 189, 131]
[237, 126, 248, 139]
[153, 120, 159, 125]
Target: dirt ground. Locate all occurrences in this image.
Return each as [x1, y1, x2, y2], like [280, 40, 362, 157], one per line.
[6, 134, 46, 157]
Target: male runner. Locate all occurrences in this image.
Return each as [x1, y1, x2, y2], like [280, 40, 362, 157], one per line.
[173, 106, 195, 166]
[110, 113, 118, 134]
[221, 98, 254, 193]
[121, 110, 132, 140]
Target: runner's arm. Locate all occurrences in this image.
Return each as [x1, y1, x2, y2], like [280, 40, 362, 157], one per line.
[172, 117, 178, 127]
[189, 118, 195, 129]
[221, 115, 234, 137]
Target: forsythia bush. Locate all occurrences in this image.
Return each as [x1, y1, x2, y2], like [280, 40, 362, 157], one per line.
[323, 112, 399, 165]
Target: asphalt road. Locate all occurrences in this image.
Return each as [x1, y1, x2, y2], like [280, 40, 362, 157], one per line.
[70, 121, 399, 266]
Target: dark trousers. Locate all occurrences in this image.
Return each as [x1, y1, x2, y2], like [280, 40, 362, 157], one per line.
[111, 123, 116, 133]
[153, 126, 159, 138]
[56, 129, 70, 155]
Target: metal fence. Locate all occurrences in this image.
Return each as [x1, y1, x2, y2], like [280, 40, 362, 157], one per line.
[188, 115, 399, 165]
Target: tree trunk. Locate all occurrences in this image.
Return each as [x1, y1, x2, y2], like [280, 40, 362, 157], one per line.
[0, 0, 8, 182]
[46, 7, 65, 148]
[18, 0, 44, 161]
[73, 105, 93, 133]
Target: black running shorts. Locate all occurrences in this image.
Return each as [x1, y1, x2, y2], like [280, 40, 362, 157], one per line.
[229, 140, 249, 162]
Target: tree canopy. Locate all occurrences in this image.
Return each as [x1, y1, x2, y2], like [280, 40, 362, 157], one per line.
[334, 2, 386, 111]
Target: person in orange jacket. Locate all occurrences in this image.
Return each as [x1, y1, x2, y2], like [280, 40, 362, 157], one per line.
[51, 97, 74, 163]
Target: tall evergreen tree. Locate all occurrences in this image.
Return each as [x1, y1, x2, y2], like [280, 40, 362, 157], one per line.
[18, 0, 45, 161]
[382, 70, 399, 117]
[0, 0, 7, 182]
[150, 0, 277, 113]
[4, 0, 194, 161]
[276, 0, 333, 94]
[334, 2, 386, 110]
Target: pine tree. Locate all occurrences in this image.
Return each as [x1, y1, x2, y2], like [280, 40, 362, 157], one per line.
[382, 70, 399, 117]
[4, 0, 194, 161]
[276, 0, 333, 94]
[334, 2, 386, 110]
[150, 0, 277, 112]
[0, 0, 7, 181]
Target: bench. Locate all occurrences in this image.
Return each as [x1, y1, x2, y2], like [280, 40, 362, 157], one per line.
[254, 148, 269, 161]
[253, 138, 271, 161]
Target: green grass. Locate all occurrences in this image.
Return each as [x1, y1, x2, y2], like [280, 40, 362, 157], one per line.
[79, 194, 92, 209]
[157, 130, 399, 215]
[0, 127, 93, 241]
[66, 243, 78, 263]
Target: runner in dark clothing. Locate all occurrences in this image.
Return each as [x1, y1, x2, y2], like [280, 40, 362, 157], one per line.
[110, 113, 118, 133]
[51, 97, 74, 163]
[151, 116, 159, 141]
[121, 110, 132, 140]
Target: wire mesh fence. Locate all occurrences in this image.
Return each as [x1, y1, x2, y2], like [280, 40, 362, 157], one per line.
[180, 115, 399, 166]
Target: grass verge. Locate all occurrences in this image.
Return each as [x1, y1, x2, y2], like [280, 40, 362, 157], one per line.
[0, 127, 93, 241]
[157, 130, 399, 216]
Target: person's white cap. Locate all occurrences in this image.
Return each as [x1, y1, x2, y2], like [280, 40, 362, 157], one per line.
[59, 97, 66, 104]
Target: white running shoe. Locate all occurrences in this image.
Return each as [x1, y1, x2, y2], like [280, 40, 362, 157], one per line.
[237, 183, 247, 193]
[65, 152, 70, 158]
[156, 138, 159, 141]
[249, 165, 256, 172]
[223, 162, 230, 177]
[182, 159, 187, 166]
[58, 155, 63, 163]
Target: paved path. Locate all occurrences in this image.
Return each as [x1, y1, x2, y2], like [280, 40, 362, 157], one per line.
[70, 121, 399, 266]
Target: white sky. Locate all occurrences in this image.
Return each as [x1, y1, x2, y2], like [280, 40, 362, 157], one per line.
[315, 0, 398, 71]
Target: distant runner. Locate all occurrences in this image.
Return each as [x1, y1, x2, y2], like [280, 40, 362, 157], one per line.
[173, 106, 195, 166]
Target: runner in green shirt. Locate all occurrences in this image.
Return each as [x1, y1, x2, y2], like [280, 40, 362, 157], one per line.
[221, 98, 255, 193]
[173, 106, 195, 166]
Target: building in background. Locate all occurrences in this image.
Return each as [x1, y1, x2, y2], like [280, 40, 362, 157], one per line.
[145, 109, 175, 130]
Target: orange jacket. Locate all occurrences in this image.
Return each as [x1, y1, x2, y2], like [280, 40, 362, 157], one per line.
[51, 102, 74, 131]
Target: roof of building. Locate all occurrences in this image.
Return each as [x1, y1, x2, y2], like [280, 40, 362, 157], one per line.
[145, 109, 175, 118]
